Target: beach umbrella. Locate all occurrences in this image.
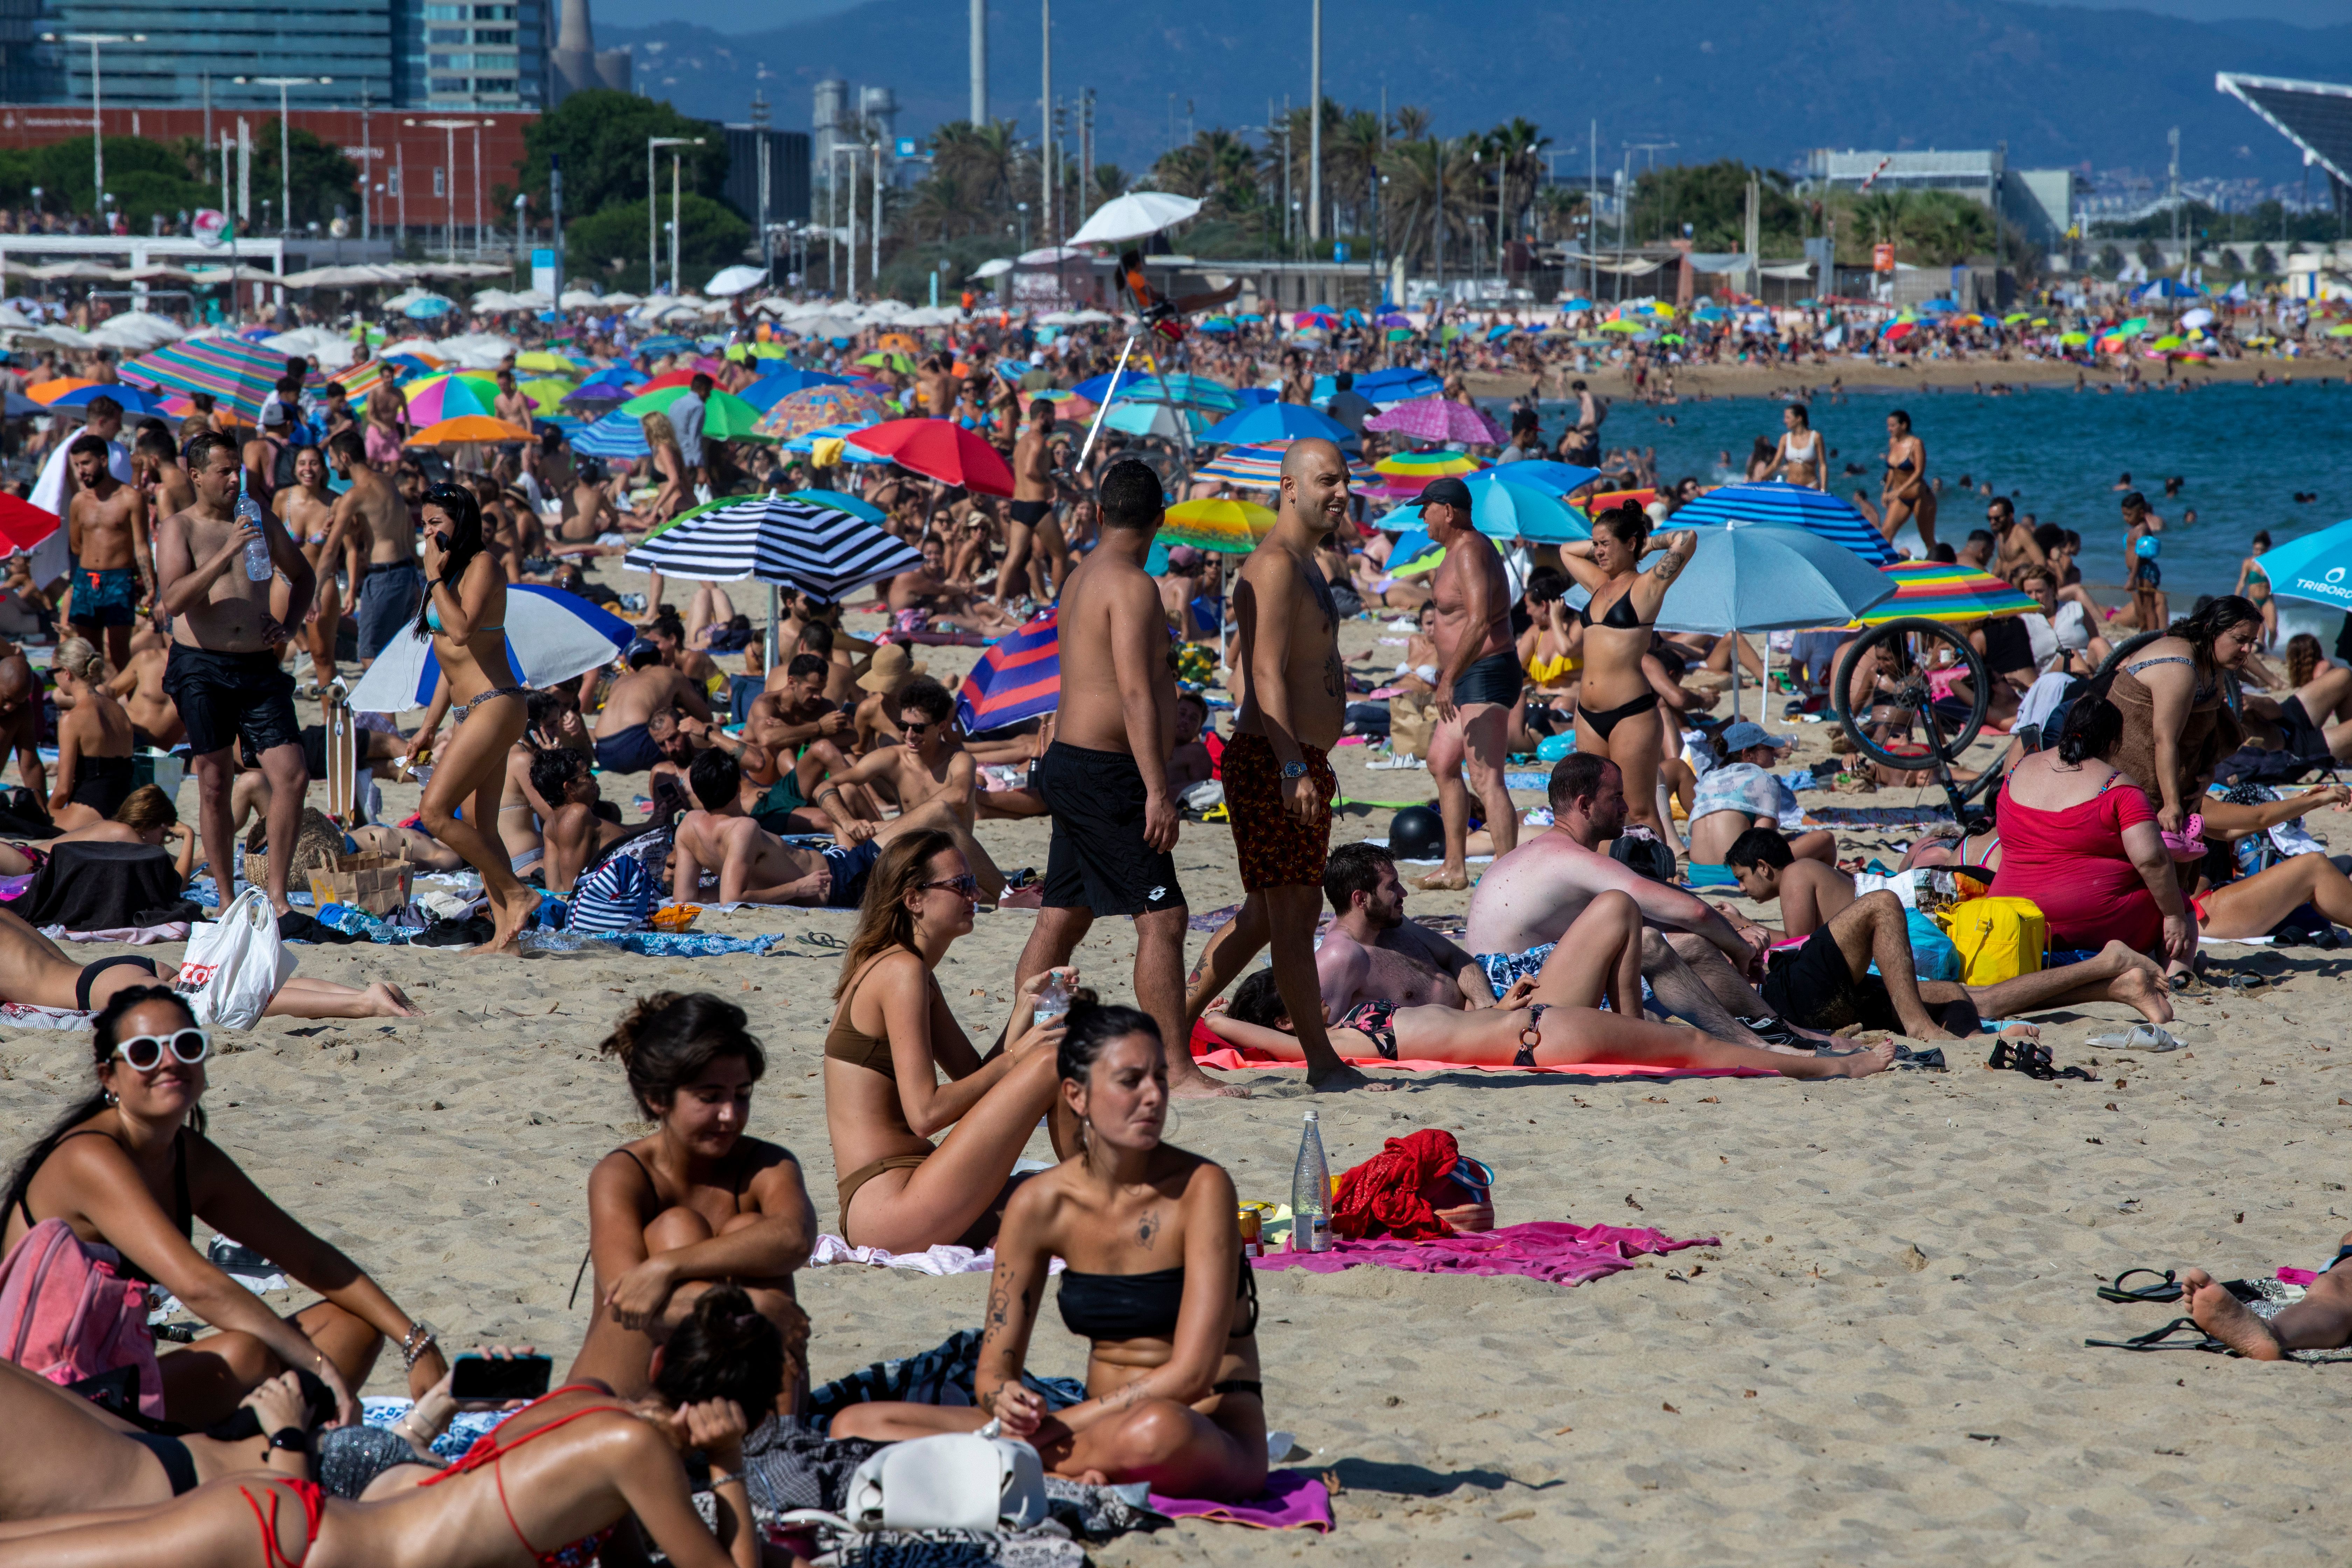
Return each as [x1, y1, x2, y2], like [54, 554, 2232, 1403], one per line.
[1103, 401, 1213, 440]
[636, 334, 696, 357]
[621, 493, 922, 601]
[514, 350, 584, 374]
[955, 609, 1064, 734]
[1371, 450, 1488, 498]
[517, 378, 574, 414]
[401, 372, 502, 425]
[1383, 528, 1446, 579]
[1598, 319, 1643, 334]
[1161, 497, 1276, 554]
[1668, 482, 1898, 567]
[1064, 190, 1202, 246]
[1200, 402, 1353, 445]
[1119, 373, 1242, 413]
[851, 419, 1016, 496]
[755, 384, 886, 441]
[1384, 476, 1589, 545]
[571, 408, 650, 459]
[121, 332, 299, 419]
[857, 350, 917, 374]
[329, 360, 393, 398]
[789, 424, 893, 464]
[1854, 563, 2037, 625]
[1484, 460, 1602, 498]
[1069, 366, 1151, 405]
[2059, 331, 2090, 346]
[45, 383, 172, 415]
[1652, 526, 1896, 720]
[24, 377, 97, 404]
[345, 584, 634, 714]
[2330, 324, 2352, 339]
[1364, 395, 1506, 444]
[786, 488, 883, 522]
[619, 385, 772, 443]
[2234, 517, 2352, 611]
[0, 495, 59, 552]
[407, 415, 531, 446]
[1194, 442, 1373, 487]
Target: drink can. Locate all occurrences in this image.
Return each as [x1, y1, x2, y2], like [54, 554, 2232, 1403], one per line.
[1236, 1205, 1261, 1258]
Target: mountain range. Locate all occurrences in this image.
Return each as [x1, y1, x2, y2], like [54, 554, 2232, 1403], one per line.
[601, 0, 2352, 187]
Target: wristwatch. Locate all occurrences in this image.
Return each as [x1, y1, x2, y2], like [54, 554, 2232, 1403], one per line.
[268, 1427, 308, 1454]
[1281, 761, 1308, 780]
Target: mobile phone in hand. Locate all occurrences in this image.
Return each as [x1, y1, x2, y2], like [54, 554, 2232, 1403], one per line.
[449, 1353, 552, 1402]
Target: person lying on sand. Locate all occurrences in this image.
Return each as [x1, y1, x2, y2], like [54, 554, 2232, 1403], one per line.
[0, 904, 417, 1019]
[0, 782, 196, 882]
[831, 1000, 1268, 1498]
[2184, 1233, 2352, 1360]
[1316, 841, 1497, 1015]
[1212, 890, 1897, 1079]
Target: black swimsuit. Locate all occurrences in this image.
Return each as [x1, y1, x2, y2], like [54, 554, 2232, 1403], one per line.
[1576, 588, 1662, 737]
[14, 1127, 192, 1287]
[1056, 1253, 1262, 1399]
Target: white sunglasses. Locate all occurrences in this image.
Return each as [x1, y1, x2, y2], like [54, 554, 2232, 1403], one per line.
[111, 1028, 211, 1072]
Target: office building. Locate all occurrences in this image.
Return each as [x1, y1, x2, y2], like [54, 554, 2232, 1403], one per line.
[1805, 147, 2077, 248]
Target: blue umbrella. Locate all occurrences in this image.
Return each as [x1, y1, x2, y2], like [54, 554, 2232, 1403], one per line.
[1386, 476, 1589, 545]
[740, 368, 849, 410]
[48, 383, 173, 415]
[1654, 525, 1894, 635]
[1118, 374, 1240, 413]
[1200, 401, 1352, 445]
[1484, 460, 1603, 498]
[1669, 482, 1897, 567]
[788, 488, 883, 522]
[345, 585, 634, 713]
[1354, 367, 1443, 407]
[1070, 366, 1149, 405]
[636, 334, 695, 357]
[2239, 517, 2352, 611]
[572, 408, 650, 459]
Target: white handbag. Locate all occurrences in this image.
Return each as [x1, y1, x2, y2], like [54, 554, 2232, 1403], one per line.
[173, 888, 296, 1030]
[784, 1428, 1047, 1535]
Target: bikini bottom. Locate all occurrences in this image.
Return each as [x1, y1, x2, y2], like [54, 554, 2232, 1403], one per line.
[1576, 691, 1660, 741]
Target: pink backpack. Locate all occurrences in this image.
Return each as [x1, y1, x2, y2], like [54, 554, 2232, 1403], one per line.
[0, 1218, 166, 1419]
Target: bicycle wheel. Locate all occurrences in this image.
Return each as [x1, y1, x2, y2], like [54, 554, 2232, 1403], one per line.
[1833, 617, 1991, 772]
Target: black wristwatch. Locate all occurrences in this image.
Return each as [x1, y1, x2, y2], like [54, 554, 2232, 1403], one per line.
[1281, 760, 1308, 780]
[268, 1427, 308, 1454]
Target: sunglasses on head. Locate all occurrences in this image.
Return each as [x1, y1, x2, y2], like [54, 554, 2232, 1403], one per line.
[111, 1027, 210, 1072]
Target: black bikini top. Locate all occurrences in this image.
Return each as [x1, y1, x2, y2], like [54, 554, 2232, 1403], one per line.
[1577, 589, 1654, 632]
[15, 1128, 191, 1287]
[1057, 1257, 1259, 1342]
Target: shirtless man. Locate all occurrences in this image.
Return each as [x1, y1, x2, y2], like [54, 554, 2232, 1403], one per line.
[848, 643, 925, 752]
[133, 424, 196, 538]
[1316, 842, 1496, 1017]
[0, 652, 45, 799]
[1180, 438, 1363, 1088]
[154, 430, 315, 915]
[107, 634, 183, 749]
[997, 398, 1066, 609]
[325, 428, 419, 665]
[532, 746, 639, 894]
[1986, 496, 2046, 582]
[1881, 408, 1936, 553]
[492, 367, 536, 429]
[1415, 475, 1518, 890]
[64, 434, 153, 670]
[672, 747, 879, 908]
[1723, 827, 1856, 940]
[808, 676, 979, 833]
[553, 458, 618, 547]
[888, 536, 1021, 635]
[592, 641, 710, 774]
[1004, 457, 1224, 1096]
[1167, 691, 1215, 793]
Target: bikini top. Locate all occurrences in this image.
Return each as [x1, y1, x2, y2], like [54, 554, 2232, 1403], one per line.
[424, 600, 504, 637]
[415, 1386, 629, 1568]
[2122, 654, 2219, 705]
[1577, 588, 1654, 632]
[1057, 1255, 1260, 1342]
[14, 1127, 190, 1287]
[824, 957, 920, 1076]
[1785, 432, 1818, 460]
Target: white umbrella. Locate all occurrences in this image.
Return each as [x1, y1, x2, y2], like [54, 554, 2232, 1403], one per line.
[705, 265, 767, 297]
[1066, 191, 1202, 247]
[346, 585, 634, 714]
[968, 258, 1014, 280]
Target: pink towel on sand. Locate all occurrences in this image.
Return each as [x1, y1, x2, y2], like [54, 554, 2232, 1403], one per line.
[1191, 1037, 1770, 1078]
[1252, 1220, 1717, 1288]
[1149, 1470, 1333, 1531]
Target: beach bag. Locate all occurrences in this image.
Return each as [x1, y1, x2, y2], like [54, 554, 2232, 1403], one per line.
[0, 1218, 165, 1420]
[176, 887, 297, 1030]
[827, 1430, 1047, 1533]
[1939, 896, 2045, 986]
[1905, 909, 1961, 983]
[1387, 692, 1436, 764]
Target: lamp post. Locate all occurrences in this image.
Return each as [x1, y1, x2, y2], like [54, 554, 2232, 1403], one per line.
[237, 76, 331, 236]
[647, 135, 701, 294]
[43, 32, 144, 216]
[408, 117, 479, 259]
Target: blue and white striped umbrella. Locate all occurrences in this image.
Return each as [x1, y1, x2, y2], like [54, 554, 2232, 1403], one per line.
[571, 408, 650, 459]
[1669, 482, 1898, 567]
[345, 584, 635, 713]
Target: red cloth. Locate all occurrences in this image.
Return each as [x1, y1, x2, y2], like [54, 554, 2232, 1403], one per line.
[1986, 776, 2162, 951]
[1331, 1128, 1460, 1241]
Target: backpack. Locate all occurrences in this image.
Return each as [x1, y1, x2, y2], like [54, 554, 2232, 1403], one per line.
[1939, 896, 2046, 987]
[0, 1217, 166, 1420]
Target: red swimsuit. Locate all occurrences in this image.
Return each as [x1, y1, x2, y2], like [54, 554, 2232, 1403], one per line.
[414, 1385, 630, 1568]
[238, 1478, 327, 1568]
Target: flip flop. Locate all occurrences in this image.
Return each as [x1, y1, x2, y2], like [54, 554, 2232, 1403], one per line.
[2082, 1316, 2232, 1354]
[2085, 1024, 2186, 1052]
[2096, 1267, 2184, 1305]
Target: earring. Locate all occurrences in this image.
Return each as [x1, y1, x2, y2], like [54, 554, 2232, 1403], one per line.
[103, 1091, 117, 1106]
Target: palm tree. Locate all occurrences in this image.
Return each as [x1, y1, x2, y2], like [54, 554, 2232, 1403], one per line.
[1377, 133, 1481, 272]
[1488, 117, 1549, 242]
[1328, 108, 1384, 237]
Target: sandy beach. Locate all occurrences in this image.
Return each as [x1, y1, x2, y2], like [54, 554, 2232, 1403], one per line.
[4, 567, 2345, 1565]
[1461, 350, 2350, 404]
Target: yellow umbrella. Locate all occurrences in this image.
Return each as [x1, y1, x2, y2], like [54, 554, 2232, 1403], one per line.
[1161, 497, 1276, 554]
[514, 350, 582, 373]
[1598, 319, 1643, 334]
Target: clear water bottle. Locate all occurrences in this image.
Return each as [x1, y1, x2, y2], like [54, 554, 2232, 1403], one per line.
[237, 486, 271, 582]
[1290, 1111, 1332, 1253]
[1031, 968, 1071, 1033]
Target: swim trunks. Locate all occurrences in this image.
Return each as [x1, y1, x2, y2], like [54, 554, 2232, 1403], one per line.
[355, 562, 424, 660]
[1476, 944, 1557, 993]
[594, 723, 662, 774]
[1036, 741, 1185, 918]
[1008, 498, 1051, 527]
[820, 838, 883, 908]
[1759, 926, 1900, 1032]
[751, 772, 808, 832]
[1221, 731, 1334, 892]
[1449, 648, 1523, 710]
[72, 565, 141, 628]
[161, 645, 302, 761]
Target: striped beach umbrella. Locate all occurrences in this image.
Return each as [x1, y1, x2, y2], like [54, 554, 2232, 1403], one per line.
[1161, 497, 1276, 554]
[330, 358, 394, 398]
[120, 332, 302, 418]
[955, 610, 1062, 734]
[1854, 563, 2037, 625]
[1369, 448, 1488, 498]
[620, 493, 920, 602]
[400, 372, 502, 426]
[572, 408, 650, 459]
[1195, 442, 1374, 488]
[1668, 482, 1897, 567]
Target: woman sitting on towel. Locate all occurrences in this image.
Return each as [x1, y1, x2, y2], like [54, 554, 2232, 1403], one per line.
[568, 992, 814, 1412]
[1205, 892, 1896, 1080]
[0, 783, 196, 882]
[0, 986, 443, 1430]
[823, 828, 1072, 1253]
[0, 1287, 778, 1568]
[45, 637, 136, 829]
[0, 903, 416, 1019]
[831, 1000, 1270, 1500]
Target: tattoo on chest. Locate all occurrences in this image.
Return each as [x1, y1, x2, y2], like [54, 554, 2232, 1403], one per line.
[1323, 652, 1346, 699]
[1137, 1209, 1160, 1251]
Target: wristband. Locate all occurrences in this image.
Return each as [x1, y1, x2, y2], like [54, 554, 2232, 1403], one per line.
[268, 1427, 308, 1454]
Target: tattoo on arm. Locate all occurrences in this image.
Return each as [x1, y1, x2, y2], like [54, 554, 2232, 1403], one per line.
[1653, 553, 1685, 585]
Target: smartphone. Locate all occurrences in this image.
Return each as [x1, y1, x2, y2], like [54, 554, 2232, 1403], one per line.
[449, 1353, 552, 1402]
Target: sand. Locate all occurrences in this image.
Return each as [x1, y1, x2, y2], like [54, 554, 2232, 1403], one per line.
[1460, 349, 2344, 404]
[4, 568, 2345, 1566]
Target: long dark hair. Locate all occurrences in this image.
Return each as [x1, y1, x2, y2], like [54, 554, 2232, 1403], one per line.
[412, 482, 486, 639]
[2168, 594, 2261, 674]
[833, 828, 959, 1001]
[1, 986, 203, 1223]
[652, 1282, 792, 1412]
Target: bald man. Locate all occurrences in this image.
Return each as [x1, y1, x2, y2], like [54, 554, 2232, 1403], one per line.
[1180, 439, 1369, 1089]
[0, 650, 42, 801]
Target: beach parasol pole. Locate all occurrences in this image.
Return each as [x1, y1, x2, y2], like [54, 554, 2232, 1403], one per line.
[1077, 333, 1134, 469]
[765, 583, 781, 671]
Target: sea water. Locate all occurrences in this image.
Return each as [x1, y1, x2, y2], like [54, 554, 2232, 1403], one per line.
[1521, 378, 2352, 636]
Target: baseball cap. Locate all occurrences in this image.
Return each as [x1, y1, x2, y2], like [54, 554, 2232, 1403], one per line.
[1165, 545, 1208, 569]
[261, 401, 289, 427]
[1718, 721, 1791, 755]
[1419, 475, 1474, 512]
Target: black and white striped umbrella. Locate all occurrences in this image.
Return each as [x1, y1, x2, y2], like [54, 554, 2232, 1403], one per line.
[622, 493, 921, 602]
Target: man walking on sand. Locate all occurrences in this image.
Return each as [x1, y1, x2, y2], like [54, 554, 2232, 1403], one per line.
[64, 433, 153, 672]
[325, 428, 419, 666]
[1180, 438, 1370, 1090]
[1415, 474, 1519, 890]
[998, 398, 1066, 610]
[154, 430, 314, 916]
[1012, 458, 1238, 1098]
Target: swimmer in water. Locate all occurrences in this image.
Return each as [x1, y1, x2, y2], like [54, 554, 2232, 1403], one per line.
[1880, 410, 1935, 553]
[2235, 530, 2276, 650]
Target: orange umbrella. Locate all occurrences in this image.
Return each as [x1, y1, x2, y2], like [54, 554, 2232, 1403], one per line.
[878, 332, 919, 354]
[407, 415, 531, 445]
[24, 377, 95, 404]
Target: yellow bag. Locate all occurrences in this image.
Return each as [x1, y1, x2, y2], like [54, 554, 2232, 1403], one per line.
[1938, 896, 2045, 986]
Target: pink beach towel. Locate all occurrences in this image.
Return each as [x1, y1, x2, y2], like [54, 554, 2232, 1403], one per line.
[1149, 1470, 1334, 1532]
[1190, 1027, 1770, 1079]
[1252, 1220, 1717, 1289]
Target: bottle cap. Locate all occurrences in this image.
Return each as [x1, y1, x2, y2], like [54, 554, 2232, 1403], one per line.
[1301, 1110, 1318, 1122]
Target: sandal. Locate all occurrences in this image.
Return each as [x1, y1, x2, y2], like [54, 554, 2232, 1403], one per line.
[2083, 1316, 2231, 1353]
[2096, 1267, 2183, 1305]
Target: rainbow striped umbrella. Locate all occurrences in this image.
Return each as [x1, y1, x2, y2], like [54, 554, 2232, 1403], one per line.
[1162, 497, 1276, 554]
[120, 332, 303, 419]
[1854, 563, 2038, 625]
[331, 358, 394, 398]
[954, 609, 1063, 733]
[1195, 441, 1374, 488]
[1368, 448, 1488, 498]
[401, 372, 502, 426]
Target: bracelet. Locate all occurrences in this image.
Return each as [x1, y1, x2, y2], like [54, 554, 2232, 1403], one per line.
[399, 1320, 440, 1371]
[706, 1470, 745, 1489]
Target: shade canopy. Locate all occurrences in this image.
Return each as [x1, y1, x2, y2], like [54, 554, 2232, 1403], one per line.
[621, 493, 922, 602]
[1652, 525, 1895, 634]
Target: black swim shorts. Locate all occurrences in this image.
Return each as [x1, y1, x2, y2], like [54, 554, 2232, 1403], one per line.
[161, 645, 302, 763]
[1759, 926, 1899, 1033]
[1451, 648, 1525, 709]
[1007, 498, 1051, 528]
[1036, 741, 1185, 918]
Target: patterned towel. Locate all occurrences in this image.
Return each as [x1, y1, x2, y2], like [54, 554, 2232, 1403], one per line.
[810, 1329, 1089, 1428]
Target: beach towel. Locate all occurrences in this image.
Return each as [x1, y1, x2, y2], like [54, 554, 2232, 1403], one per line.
[806, 1234, 1067, 1279]
[1190, 1020, 1771, 1078]
[1799, 804, 1956, 830]
[811, 1330, 1088, 1427]
[38, 922, 190, 945]
[1253, 1220, 1717, 1289]
[1148, 1471, 1334, 1533]
[21, 841, 183, 932]
[1685, 861, 1740, 888]
[0, 1002, 92, 1030]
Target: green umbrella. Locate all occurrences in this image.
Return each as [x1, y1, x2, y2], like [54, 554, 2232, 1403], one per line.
[618, 386, 774, 443]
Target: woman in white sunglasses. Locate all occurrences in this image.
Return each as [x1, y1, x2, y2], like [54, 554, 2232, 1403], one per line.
[0, 986, 446, 1429]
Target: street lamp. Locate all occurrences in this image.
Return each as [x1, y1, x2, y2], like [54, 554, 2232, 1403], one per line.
[647, 136, 702, 294]
[407, 117, 480, 260]
[42, 32, 145, 214]
[237, 76, 331, 236]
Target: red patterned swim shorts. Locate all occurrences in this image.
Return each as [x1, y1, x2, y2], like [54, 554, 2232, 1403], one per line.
[1222, 731, 1335, 892]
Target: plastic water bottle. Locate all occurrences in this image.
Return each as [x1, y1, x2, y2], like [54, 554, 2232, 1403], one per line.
[1031, 969, 1071, 1033]
[237, 486, 271, 582]
[1290, 1111, 1332, 1253]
